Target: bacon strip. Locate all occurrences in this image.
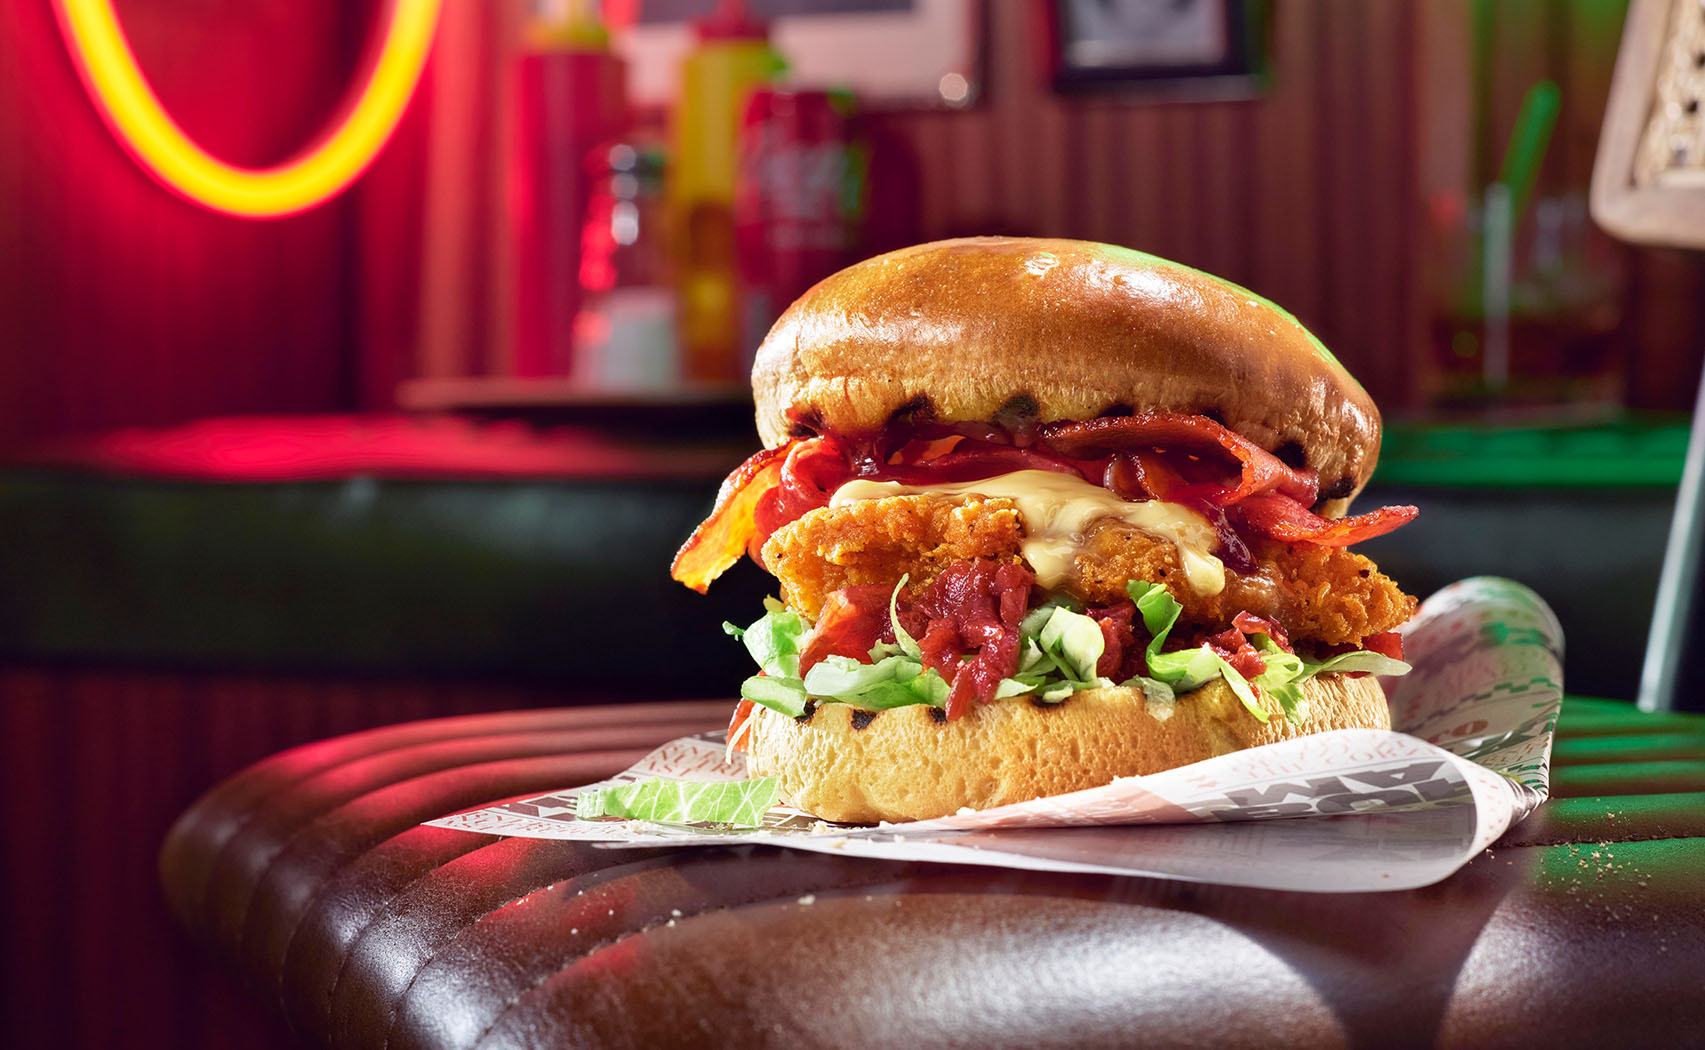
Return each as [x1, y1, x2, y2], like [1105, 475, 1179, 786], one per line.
[1361, 631, 1405, 662]
[1040, 413, 1320, 507]
[1236, 493, 1418, 547]
[670, 445, 791, 593]
[868, 444, 1084, 486]
[675, 414, 1416, 594]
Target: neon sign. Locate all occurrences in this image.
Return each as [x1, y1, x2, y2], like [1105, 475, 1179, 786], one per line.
[52, 0, 441, 219]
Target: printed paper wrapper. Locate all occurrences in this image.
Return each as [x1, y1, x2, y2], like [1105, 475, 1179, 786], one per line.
[427, 577, 1563, 892]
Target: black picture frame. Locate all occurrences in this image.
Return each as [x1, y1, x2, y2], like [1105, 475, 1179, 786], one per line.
[1042, 0, 1270, 99]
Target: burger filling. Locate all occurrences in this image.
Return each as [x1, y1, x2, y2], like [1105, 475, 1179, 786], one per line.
[676, 411, 1419, 741]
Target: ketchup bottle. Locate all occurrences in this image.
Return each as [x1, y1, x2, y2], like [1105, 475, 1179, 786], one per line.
[513, 0, 628, 378]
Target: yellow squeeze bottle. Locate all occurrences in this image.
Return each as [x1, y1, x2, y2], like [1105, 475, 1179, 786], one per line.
[670, 0, 783, 383]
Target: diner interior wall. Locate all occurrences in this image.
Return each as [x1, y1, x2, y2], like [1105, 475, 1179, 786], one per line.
[859, 0, 1701, 413]
[0, 0, 418, 447]
[397, 0, 1704, 415]
[865, 1, 1425, 405]
[412, 0, 1429, 408]
[0, 0, 1698, 447]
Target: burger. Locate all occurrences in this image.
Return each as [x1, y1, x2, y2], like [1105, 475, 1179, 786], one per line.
[673, 237, 1418, 824]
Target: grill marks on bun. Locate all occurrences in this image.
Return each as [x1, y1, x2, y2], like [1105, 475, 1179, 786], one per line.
[746, 675, 1394, 824]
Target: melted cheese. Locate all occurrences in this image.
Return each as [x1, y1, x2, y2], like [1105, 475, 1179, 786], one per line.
[828, 469, 1226, 596]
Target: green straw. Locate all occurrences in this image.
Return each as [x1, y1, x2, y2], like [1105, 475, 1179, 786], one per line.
[1496, 80, 1561, 229]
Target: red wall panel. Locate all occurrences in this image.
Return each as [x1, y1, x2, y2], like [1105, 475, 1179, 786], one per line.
[0, 0, 426, 446]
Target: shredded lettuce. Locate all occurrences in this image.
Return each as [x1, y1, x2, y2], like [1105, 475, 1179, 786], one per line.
[1120, 581, 1412, 725]
[997, 604, 1110, 702]
[577, 777, 779, 827]
[725, 577, 1411, 723]
[724, 597, 806, 678]
[888, 573, 922, 658]
[1038, 605, 1106, 683]
[724, 600, 813, 717]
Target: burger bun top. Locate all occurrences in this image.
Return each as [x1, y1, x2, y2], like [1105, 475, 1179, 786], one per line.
[751, 237, 1381, 511]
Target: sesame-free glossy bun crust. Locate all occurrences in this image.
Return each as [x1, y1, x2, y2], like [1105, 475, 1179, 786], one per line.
[753, 237, 1382, 508]
[745, 672, 1391, 824]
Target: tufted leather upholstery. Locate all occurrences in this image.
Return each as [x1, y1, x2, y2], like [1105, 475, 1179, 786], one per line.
[160, 697, 1705, 1049]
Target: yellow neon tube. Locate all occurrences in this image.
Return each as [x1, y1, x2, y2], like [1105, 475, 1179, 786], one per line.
[52, 0, 441, 218]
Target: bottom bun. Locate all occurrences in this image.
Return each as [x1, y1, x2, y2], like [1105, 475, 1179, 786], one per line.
[745, 674, 1391, 824]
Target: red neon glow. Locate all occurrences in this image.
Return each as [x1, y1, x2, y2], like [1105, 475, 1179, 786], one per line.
[51, 0, 441, 218]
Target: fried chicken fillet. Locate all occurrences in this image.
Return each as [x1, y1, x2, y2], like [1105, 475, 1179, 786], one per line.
[762, 495, 1415, 651]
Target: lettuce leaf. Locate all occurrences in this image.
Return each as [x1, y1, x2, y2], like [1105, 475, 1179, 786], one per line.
[1250, 634, 1306, 722]
[1126, 581, 1269, 722]
[724, 597, 807, 679]
[726, 601, 813, 717]
[802, 654, 949, 709]
[1036, 604, 1106, 684]
[738, 674, 808, 717]
[1300, 650, 1413, 678]
[577, 777, 779, 827]
[1120, 581, 1411, 725]
[728, 579, 948, 715]
[887, 573, 922, 659]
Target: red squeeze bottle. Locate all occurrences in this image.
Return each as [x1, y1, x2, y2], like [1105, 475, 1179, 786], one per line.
[513, 1, 628, 378]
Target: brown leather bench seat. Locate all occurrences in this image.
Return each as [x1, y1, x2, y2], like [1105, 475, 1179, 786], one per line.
[159, 696, 1705, 1049]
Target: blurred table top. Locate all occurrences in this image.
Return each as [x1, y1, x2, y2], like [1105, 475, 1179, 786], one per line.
[159, 696, 1705, 1050]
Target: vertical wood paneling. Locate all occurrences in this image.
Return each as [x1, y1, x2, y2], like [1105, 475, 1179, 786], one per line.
[1314, 0, 1356, 385]
[913, 110, 958, 238]
[0, 0, 365, 446]
[419, 2, 495, 382]
[1034, 94, 1072, 239]
[1255, 2, 1324, 333]
[1087, 102, 1126, 245]
[946, 104, 997, 233]
[1193, 104, 1239, 280]
[1126, 109, 1171, 259]
[1371, 1, 1422, 406]
[852, 0, 1425, 406]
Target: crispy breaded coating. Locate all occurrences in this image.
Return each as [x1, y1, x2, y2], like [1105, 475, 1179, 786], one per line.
[1073, 523, 1416, 646]
[765, 495, 1416, 648]
[763, 496, 1025, 619]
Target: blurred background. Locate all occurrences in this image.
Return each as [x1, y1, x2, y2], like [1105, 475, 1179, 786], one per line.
[0, 1, 1701, 1046]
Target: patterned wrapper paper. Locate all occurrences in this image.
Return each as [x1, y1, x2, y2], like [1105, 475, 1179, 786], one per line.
[427, 577, 1563, 892]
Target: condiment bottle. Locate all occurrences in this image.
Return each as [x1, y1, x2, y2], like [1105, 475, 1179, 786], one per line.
[514, 0, 628, 377]
[669, 0, 783, 383]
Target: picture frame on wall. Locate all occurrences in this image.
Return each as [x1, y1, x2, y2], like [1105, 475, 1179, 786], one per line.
[1042, 0, 1269, 99]
[614, 0, 983, 111]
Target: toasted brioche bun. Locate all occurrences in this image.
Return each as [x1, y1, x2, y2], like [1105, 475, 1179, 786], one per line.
[745, 673, 1391, 824]
[752, 236, 1380, 514]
